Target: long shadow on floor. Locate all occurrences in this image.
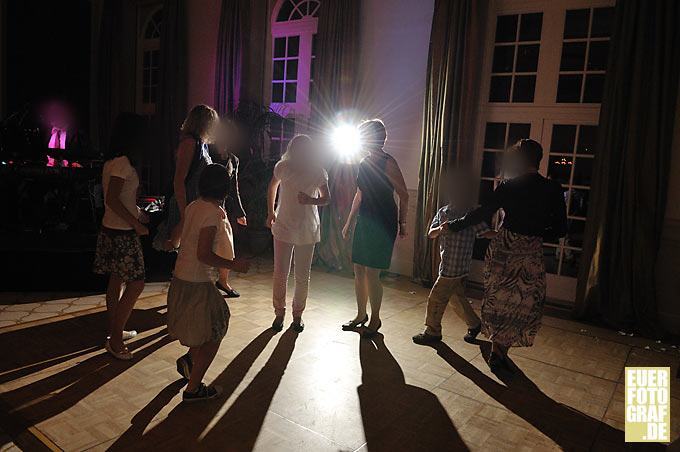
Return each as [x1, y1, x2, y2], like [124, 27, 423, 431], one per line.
[358, 334, 469, 452]
[0, 329, 171, 440]
[0, 305, 167, 384]
[432, 342, 665, 451]
[119, 328, 297, 451]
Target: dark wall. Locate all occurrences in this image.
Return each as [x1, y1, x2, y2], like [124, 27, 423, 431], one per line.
[6, 0, 91, 127]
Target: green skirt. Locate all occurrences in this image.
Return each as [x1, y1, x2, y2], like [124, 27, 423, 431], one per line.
[351, 215, 397, 270]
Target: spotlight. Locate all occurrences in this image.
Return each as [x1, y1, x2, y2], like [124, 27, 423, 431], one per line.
[331, 124, 361, 157]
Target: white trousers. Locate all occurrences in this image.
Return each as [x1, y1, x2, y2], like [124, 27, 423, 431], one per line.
[272, 239, 315, 317]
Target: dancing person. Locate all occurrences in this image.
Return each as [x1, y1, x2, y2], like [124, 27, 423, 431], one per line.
[168, 164, 250, 402]
[210, 119, 247, 298]
[412, 169, 497, 346]
[448, 139, 567, 372]
[341, 119, 409, 338]
[266, 135, 330, 333]
[153, 105, 219, 252]
[93, 113, 150, 360]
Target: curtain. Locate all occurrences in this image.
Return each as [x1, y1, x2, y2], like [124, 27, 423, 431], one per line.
[313, 0, 361, 272]
[214, 0, 246, 115]
[575, 1, 680, 335]
[412, 0, 488, 284]
[154, 0, 187, 193]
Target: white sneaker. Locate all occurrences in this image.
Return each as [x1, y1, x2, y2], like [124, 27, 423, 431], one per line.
[105, 339, 133, 360]
[122, 330, 138, 341]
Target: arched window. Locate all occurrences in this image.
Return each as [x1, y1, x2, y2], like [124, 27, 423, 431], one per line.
[269, 0, 319, 158]
[137, 7, 162, 114]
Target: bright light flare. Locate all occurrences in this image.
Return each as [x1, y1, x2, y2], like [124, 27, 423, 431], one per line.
[331, 124, 361, 158]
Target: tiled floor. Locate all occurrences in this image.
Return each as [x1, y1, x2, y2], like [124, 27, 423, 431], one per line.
[0, 263, 678, 451]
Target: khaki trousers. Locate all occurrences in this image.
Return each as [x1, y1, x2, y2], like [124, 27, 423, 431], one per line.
[424, 275, 480, 336]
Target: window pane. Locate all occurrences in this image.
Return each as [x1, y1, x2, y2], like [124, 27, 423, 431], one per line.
[283, 118, 296, 138]
[583, 74, 605, 103]
[287, 36, 300, 57]
[565, 219, 585, 248]
[276, 0, 294, 21]
[512, 75, 536, 102]
[285, 59, 298, 80]
[573, 157, 593, 186]
[550, 125, 577, 153]
[481, 151, 503, 178]
[577, 126, 597, 154]
[560, 42, 586, 71]
[548, 156, 573, 185]
[564, 9, 590, 39]
[272, 60, 285, 80]
[557, 74, 583, 103]
[290, 8, 303, 20]
[284, 83, 297, 102]
[272, 83, 284, 102]
[569, 188, 589, 217]
[492, 45, 515, 73]
[591, 7, 614, 38]
[484, 122, 507, 150]
[143, 51, 150, 66]
[479, 179, 495, 204]
[489, 76, 511, 102]
[544, 246, 559, 272]
[495, 15, 518, 43]
[274, 37, 286, 58]
[515, 45, 539, 72]
[507, 123, 531, 146]
[587, 41, 609, 71]
[151, 68, 158, 85]
[561, 249, 581, 277]
[519, 12, 543, 41]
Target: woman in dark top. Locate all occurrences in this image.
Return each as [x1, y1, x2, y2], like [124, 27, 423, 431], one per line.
[449, 139, 567, 372]
[341, 119, 409, 338]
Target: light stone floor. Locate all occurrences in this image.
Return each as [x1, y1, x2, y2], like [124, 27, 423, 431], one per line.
[1, 259, 679, 451]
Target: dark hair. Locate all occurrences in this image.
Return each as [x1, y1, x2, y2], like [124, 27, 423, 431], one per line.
[512, 138, 543, 168]
[199, 164, 230, 200]
[358, 119, 387, 149]
[106, 113, 148, 164]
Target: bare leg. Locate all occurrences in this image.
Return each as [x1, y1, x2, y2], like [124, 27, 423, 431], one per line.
[106, 274, 124, 336]
[218, 268, 232, 290]
[109, 279, 144, 351]
[187, 340, 221, 392]
[366, 267, 383, 329]
[353, 264, 368, 322]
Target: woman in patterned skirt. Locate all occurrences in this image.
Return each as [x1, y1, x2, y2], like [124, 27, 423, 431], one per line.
[449, 139, 567, 372]
[341, 119, 409, 338]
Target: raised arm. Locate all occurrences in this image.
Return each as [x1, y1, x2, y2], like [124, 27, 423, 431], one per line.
[106, 177, 148, 236]
[266, 174, 281, 229]
[449, 183, 505, 232]
[385, 157, 409, 237]
[342, 188, 362, 240]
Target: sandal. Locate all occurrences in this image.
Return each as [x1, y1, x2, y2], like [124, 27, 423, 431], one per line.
[105, 339, 133, 360]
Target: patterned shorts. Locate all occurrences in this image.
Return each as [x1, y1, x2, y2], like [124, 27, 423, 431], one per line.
[93, 227, 146, 282]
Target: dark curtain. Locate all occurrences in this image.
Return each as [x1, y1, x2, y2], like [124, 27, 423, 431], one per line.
[214, 0, 247, 115]
[155, 0, 187, 193]
[313, 0, 361, 272]
[412, 0, 487, 284]
[575, 1, 680, 335]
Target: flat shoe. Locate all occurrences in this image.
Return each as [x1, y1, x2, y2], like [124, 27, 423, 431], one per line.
[216, 282, 240, 298]
[412, 333, 442, 345]
[183, 383, 222, 402]
[105, 339, 133, 360]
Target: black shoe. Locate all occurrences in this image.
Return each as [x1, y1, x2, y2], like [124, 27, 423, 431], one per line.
[292, 318, 304, 333]
[362, 320, 382, 339]
[463, 324, 482, 343]
[272, 316, 284, 332]
[342, 314, 369, 331]
[176, 353, 193, 380]
[182, 383, 222, 402]
[412, 332, 442, 345]
[216, 281, 240, 298]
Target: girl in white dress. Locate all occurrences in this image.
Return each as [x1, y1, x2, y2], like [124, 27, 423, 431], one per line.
[266, 135, 330, 332]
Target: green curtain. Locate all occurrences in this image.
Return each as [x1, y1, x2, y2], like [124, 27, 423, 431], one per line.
[313, 0, 361, 272]
[413, 0, 487, 284]
[575, 0, 680, 335]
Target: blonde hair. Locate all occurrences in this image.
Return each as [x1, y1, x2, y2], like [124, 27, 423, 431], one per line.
[180, 105, 219, 142]
[281, 134, 312, 162]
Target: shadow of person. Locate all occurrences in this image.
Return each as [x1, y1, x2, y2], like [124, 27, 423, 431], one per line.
[122, 328, 289, 451]
[431, 341, 665, 451]
[0, 305, 167, 384]
[1, 329, 171, 440]
[357, 334, 469, 452]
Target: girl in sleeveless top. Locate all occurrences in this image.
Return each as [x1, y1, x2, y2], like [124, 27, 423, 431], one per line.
[341, 120, 409, 338]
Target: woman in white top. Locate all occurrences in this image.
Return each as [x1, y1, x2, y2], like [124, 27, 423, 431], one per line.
[266, 135, 330, 333]
[167, 164, 250, 402]
[93, 113, 150, 360]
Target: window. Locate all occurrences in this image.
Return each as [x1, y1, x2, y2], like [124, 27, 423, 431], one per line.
[137, 7, 162, 114]
[269, 0, 319, 160]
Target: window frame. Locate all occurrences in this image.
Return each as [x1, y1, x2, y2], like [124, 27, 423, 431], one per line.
[136, 4, 162, 115]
